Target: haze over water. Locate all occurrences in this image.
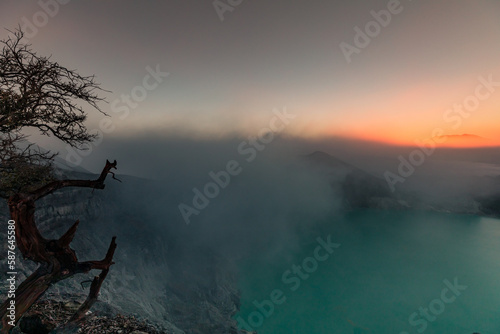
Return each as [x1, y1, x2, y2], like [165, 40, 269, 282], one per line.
[237, 210, 500, 334]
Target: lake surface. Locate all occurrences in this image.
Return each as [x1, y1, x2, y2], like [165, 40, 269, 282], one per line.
[236, 210, 500, 334]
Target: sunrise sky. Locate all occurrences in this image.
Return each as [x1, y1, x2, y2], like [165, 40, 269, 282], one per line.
[1, 0, 500, 147]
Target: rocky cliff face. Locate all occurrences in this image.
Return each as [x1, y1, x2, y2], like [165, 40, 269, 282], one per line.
[0, 170, 245, 334]
[305, 151, 500, 218]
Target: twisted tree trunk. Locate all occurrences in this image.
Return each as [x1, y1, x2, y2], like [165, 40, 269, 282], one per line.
[0, 160, 119, 333]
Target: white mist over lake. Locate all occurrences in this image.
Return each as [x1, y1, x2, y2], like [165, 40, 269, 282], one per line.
[236, 210, 500, 334]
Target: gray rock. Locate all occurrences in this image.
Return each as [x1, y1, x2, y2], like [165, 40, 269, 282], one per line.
[0, 170, 243, 334]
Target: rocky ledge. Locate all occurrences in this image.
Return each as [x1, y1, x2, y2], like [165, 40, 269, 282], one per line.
[10, 299, 166, 334]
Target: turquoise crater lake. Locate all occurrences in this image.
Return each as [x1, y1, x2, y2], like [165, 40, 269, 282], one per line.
[236, 210, 500, 334]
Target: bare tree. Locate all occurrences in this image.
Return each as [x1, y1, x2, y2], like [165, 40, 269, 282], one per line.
[0, 29, 118, 333]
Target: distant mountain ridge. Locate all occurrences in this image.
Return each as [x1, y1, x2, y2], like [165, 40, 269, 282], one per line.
[304, 150, 500, 217]
[432, 133, 494, 146]
[304, 151, 400, 209]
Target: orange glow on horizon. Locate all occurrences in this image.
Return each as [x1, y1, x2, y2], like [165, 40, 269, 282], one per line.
[334, 132, 500, 148]
[312, 122, 500, 148]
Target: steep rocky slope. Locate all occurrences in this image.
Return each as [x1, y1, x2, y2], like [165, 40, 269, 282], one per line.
[0, 170, 245, 334]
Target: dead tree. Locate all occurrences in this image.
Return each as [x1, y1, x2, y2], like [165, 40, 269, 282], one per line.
[0, 161, 118, 333]
[0, 28, 118, 332]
